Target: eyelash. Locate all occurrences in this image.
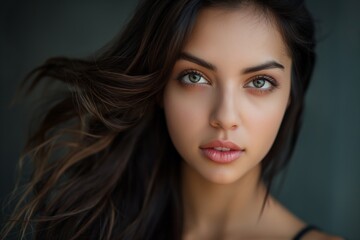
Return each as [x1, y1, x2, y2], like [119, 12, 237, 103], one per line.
[245, 75, 279, 93]
[177, 70, 210, 86]
[177, 69, 279, 93]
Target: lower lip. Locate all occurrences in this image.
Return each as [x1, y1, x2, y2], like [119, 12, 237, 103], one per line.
[200, 148, 243, 163]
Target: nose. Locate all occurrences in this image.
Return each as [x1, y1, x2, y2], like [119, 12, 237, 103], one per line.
[209, 89, 240, 130]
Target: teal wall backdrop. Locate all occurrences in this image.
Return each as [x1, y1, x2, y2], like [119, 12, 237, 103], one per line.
[274, 0, 360, 239]
[1, 0, 359, 239]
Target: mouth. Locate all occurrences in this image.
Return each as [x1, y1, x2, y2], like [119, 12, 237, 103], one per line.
[199, 140, 244, 163]
[212, 147, 233, 151]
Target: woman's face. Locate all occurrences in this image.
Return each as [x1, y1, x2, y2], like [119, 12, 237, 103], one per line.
[163, 6, 292, 184]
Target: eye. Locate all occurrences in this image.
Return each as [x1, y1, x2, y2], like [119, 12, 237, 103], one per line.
[178, 70, 209, 85]
[244, 75, 278, 92]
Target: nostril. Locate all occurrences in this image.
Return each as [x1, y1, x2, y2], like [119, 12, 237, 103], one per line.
[209, 120, 221, 128]
[209, 119, 238, 130]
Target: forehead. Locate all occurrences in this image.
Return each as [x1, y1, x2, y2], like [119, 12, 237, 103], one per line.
[182, 6, 291, 70]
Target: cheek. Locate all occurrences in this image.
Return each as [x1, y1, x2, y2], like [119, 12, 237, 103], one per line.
[163, 83, 208, 150]
[244, 98, 288, 159]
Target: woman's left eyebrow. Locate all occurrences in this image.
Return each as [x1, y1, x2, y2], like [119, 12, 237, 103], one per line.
[242, 61, 285, 74]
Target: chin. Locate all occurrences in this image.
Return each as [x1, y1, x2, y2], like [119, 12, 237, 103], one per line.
[201, 169, 245, 185]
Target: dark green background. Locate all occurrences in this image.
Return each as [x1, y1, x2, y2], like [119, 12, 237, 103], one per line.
[1, 0, 359, 238]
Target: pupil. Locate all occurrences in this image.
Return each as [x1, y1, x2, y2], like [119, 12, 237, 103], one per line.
[189, 73, 200, 83]
[254, 79, 265, 88]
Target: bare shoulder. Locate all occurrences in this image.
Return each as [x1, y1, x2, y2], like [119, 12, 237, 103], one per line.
[262, 198, 345, 240]
[302, 230, 345, 240]
[259, 197, 345, 240]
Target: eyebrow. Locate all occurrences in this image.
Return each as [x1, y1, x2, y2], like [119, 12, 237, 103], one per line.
[242, 61, 285, 74]
[179, 52, 216, 71]
[179, 52, 285, 74]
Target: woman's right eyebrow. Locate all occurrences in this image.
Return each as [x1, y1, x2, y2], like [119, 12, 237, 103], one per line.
[179, 52, 217, 71]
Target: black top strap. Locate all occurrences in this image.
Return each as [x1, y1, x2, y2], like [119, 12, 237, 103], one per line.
[293, 225, 318, 240]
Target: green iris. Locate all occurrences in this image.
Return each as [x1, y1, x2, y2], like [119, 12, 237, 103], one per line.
[253, 79, 265, 88]
[189, 73, 201, 83]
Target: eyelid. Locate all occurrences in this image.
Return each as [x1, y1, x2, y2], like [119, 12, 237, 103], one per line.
[245, 75, 279, 87]
[249, 75, 278, 85]
[243, 74, 279, 94]
[177, 69, 211, 85]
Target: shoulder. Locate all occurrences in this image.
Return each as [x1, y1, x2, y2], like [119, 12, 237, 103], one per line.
[261, 198, 345, 240]
[300, 230, 345, 240]
[258, 197, 345, 240]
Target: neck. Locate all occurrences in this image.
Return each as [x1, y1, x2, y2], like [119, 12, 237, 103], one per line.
[181, 162, 268, 236]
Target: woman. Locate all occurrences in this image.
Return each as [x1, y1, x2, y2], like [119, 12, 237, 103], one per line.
[1, 0, 344, 239]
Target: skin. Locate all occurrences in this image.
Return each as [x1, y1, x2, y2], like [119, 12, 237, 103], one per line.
[163, 5, 343, 240]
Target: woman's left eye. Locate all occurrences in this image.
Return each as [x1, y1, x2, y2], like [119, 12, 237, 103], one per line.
[244, 75, 278, 92]
[178, 71, 209, 85]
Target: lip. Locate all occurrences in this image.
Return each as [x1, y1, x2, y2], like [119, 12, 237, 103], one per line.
[200, 140, 242, 150]
[199, 140, 244, 163]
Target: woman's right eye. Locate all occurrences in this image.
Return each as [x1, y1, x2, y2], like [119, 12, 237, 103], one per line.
[178, 71, 209, 85]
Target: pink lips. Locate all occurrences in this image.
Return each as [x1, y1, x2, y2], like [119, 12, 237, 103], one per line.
[199, 140, 244, 163]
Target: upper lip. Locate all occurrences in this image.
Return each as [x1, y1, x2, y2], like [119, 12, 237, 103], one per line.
[199, 140, 243, 151]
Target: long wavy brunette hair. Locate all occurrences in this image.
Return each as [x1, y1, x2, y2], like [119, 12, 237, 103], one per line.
[2, 0, 316, 239]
